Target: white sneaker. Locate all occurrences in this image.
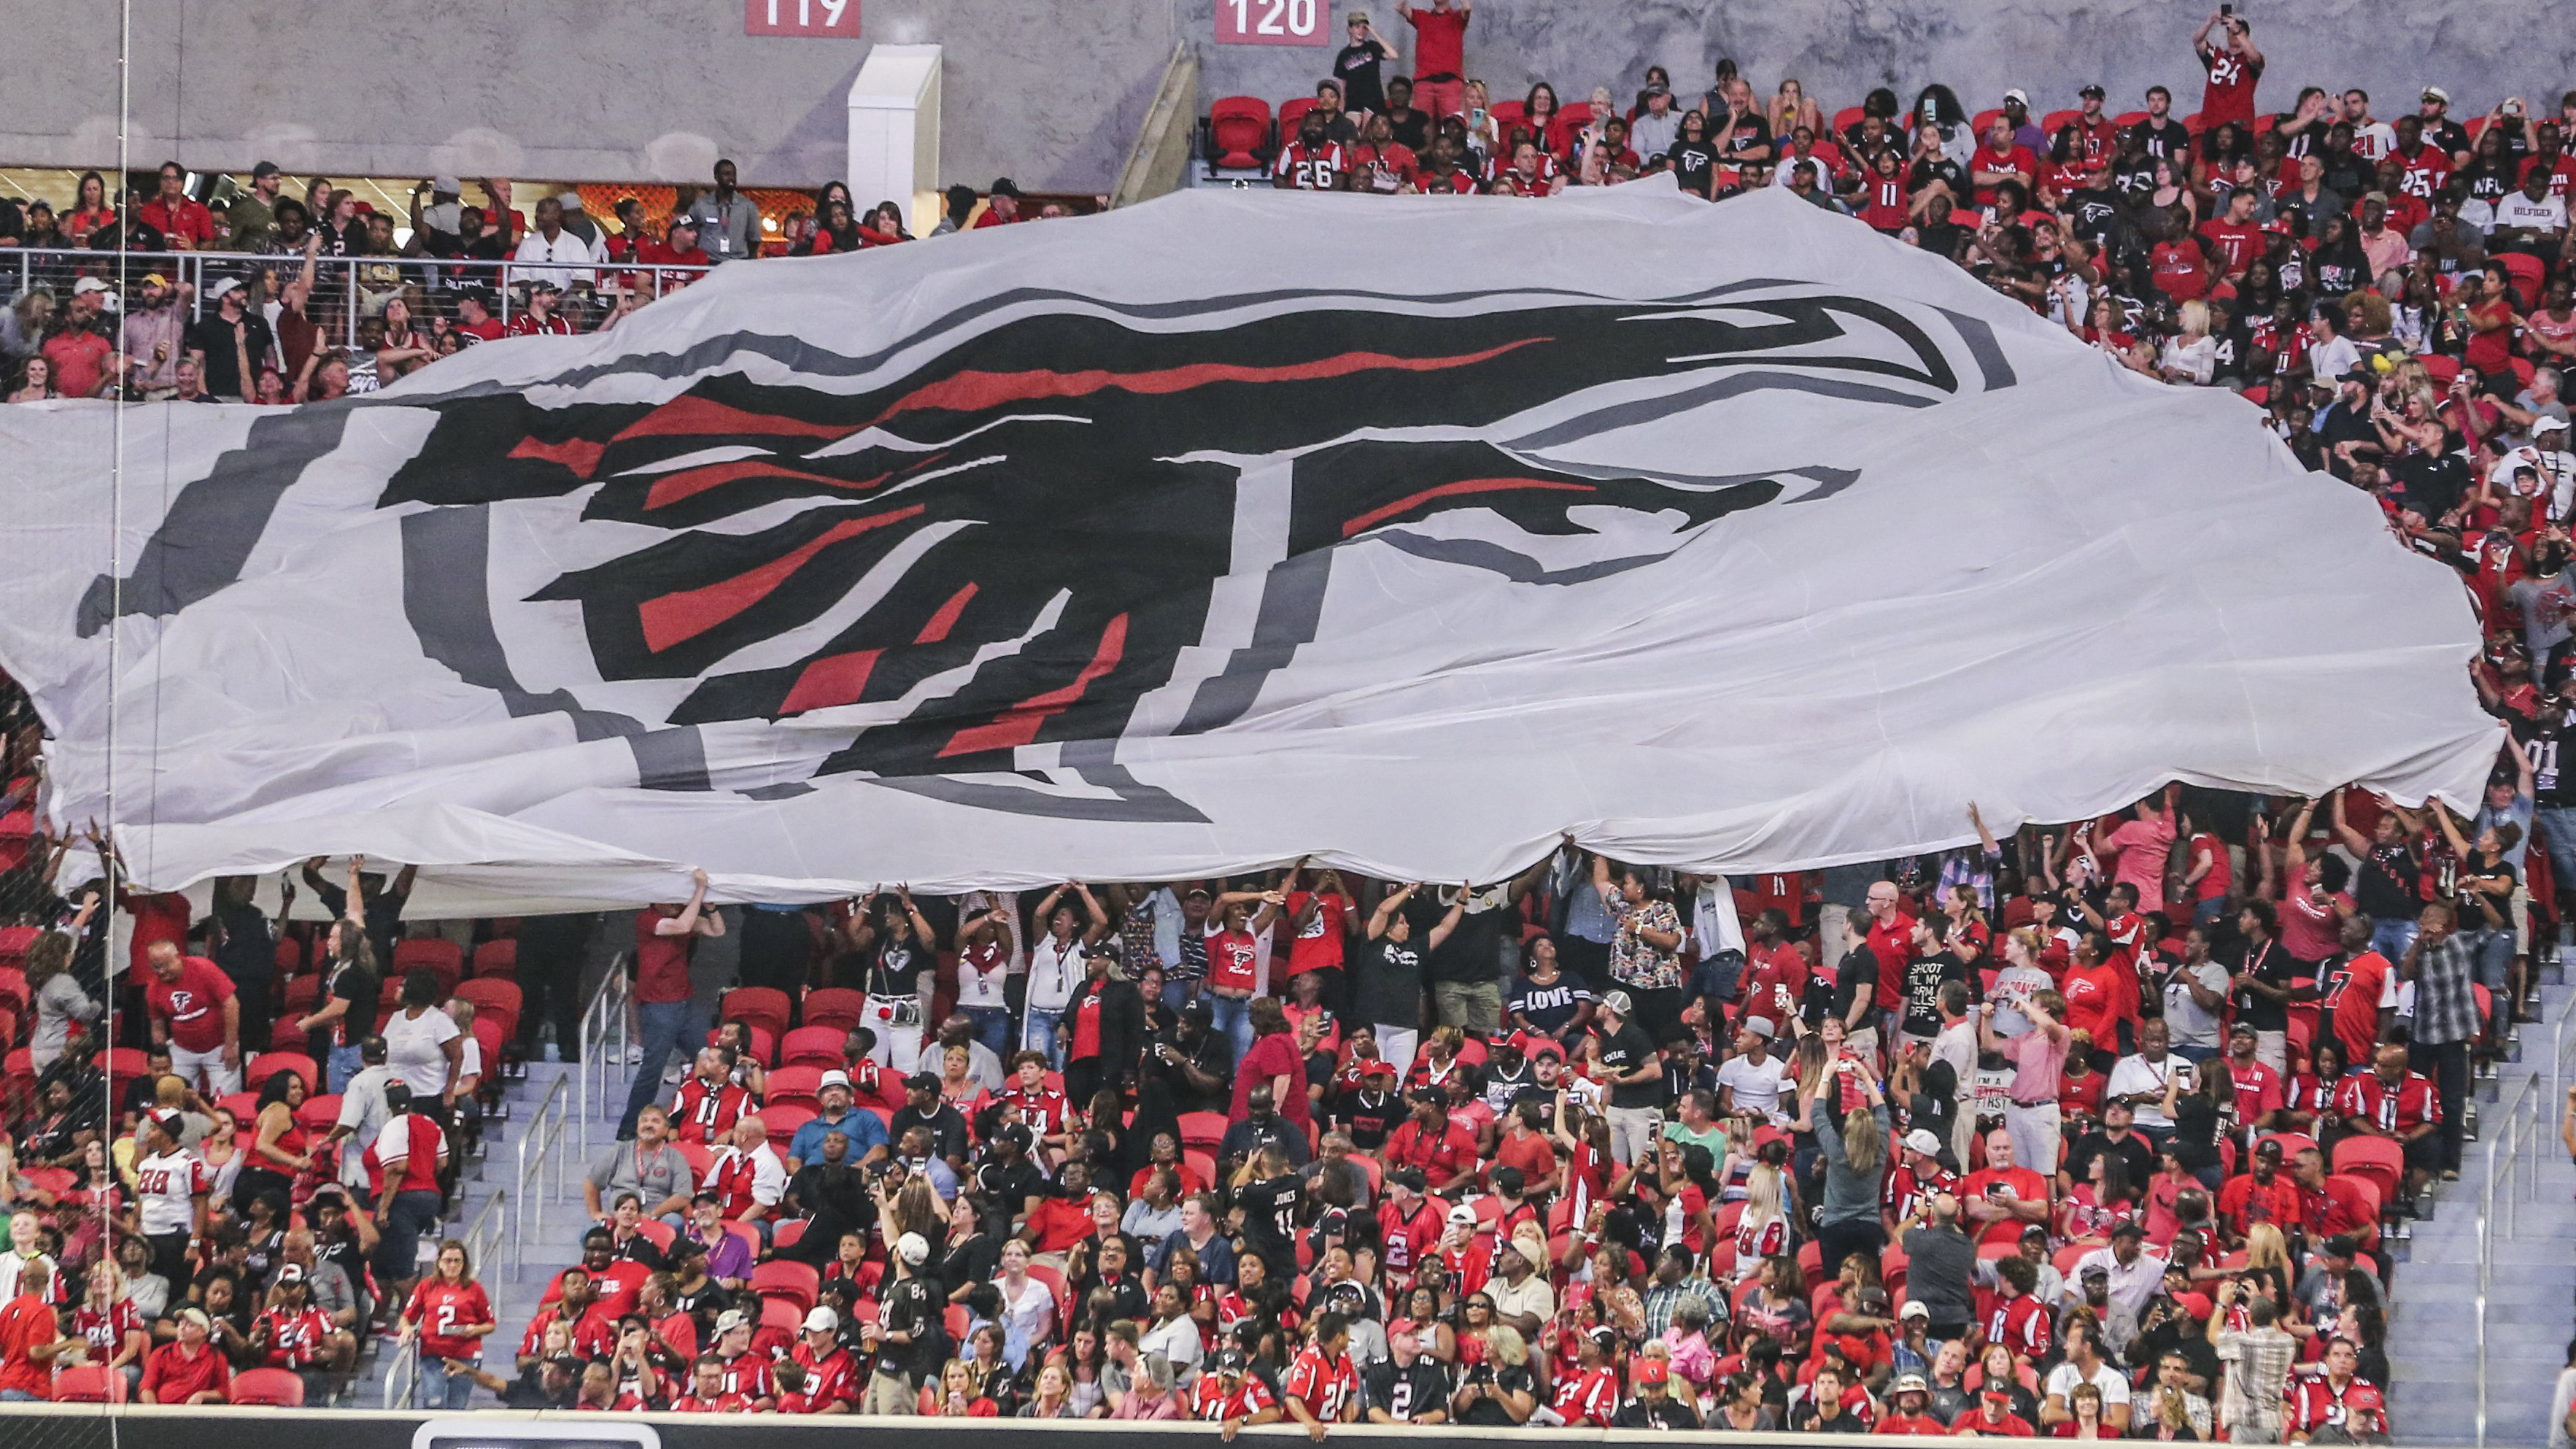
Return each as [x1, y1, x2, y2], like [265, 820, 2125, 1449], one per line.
[624, 1045, 644, 1066]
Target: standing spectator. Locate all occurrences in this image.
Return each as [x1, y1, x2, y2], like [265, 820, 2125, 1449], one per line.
[25, 919, 101, 1073]
[2399, 902, 2478, 1183]
[0, 1259, 61, 1402]
[1362, 884, 1455, 1077]
[1597, 859, 1685, 1040]
[371, 1082, 451, 1322]
[621, 869, 724, 1140]
[1332, 13, 1397, 115]
[138, 161, 217, 248]
[134, 1110, 210, 1288]
[228, 161, 287, 250]
[2192, 11, 2264, 130]
[686, 160, 762, 262]
[401, 1238, 498, 1409]
[1393, 0, 1469, 122]
[43, 279, 116, 401]
[1592, 989, 1664, 1166]
[2207, 1279, 2294, 1442]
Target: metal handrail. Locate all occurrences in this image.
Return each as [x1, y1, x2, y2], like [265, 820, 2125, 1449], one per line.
[511, 1073, 573, 1279]
[380, 1330, 419, 1410]
[576, 951, 633, 1159]
[7, 244, 713, 379]
[2473, 985, 2576, 1447]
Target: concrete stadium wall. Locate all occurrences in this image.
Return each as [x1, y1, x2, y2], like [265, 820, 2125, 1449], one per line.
[0, 0, 2562, 193]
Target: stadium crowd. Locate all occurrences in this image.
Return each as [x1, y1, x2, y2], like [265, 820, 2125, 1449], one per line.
[7, 682, 2558, 1439]
[0, 160, 1071, 404]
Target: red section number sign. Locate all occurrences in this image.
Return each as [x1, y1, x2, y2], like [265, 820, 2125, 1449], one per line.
[1216, 0, 1325, 45]
[746, 0, 858, 36]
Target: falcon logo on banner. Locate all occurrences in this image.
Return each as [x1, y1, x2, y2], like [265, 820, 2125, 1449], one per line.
[0, 186, 2497, 904]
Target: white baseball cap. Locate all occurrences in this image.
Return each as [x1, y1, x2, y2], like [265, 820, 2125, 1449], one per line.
[897, 1231, 931, 1264]
[1904, 1129, 1943, 1156]
[802, 1306, 839, 1333]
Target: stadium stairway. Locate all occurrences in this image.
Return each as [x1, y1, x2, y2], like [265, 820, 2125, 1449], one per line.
[2383, 948, 2576, 1448]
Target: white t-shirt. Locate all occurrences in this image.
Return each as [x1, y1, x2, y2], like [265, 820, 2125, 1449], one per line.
[383, 1005, 463, 1097]
[2106, 1051, 2192, 1130]
[1027, 936, 1087, 1013]
[2492, 190, 2568, 236]
[134, 1148, 212, 1236]
[1714, 1051, 1794, 1118]
[2044, 1359, 2132, 1411]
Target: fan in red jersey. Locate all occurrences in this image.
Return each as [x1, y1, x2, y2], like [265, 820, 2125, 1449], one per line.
[2286, 1339, 2388, 1442]
[1274, 110, 1351, 192]
[1192, 1348, 1282, 1436]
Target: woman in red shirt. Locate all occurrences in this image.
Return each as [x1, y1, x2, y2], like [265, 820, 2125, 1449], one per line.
[1229, 997, 1310, 1127]
[401, 1240, 497, 1409]
[2058, 1032, 2108, 1124]
[62, 172, 115, 246]
[2057, 936, 2133, 1070]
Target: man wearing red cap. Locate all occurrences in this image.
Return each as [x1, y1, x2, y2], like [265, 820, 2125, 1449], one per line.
[1611, 1356, 1698, 1429]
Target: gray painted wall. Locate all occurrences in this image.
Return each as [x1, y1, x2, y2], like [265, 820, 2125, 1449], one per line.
[0, 0, 2560, 193]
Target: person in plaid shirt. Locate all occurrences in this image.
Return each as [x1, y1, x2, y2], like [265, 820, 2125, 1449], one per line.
[2208, 1279, 2297, 1442]
[2399, 901, 2478, 1182]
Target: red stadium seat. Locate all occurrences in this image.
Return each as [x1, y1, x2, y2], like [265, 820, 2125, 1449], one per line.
[217, 1091, 261, 1131]
[51, 1365, 125, 1402]
[676, 1140, 716, 1180]
[719, 986, 792, 1040]
[1830, 105, 1868, 136]
[392, 938, 464, 993]
[772, 1218, 808, 1253]
[1208, 96, 1274, 169]
[2041, 109, 2080, 135]
[1178, 1111, 1227, 1148]
[767, 1064, 824, 1109]
[1488, 100, 1527, 136]
[1278, 96, 1320, 136]
[472, 938, 519, 978]
[248, 1051, 319, 1093]
[759, 1294, 806, 1335]
[229, 1367, 307, 1406]
[282, 975, 322, 1015]
[0, 925, 35, 969]
[268, 1018, 310, 1052]
[297, 1094, 344, 1135]
[2181, 111, 2207, 134]
[754, 1259, 821, 1313]
[802, 989, 867, 1033]
[274, 937, 307, 975]
[1184, 1148, 1218, 1189]
[781, 1027, 845, 1070]
[2501, 253, 2547, 309]
[721, 1219, 761, 1261]
[762, 1103, 817, 1140]
[2332, 1136, 2405, 1202]
[0, 970, 27, 1019]
[1970, 107, 2004, 138]
[456, 978, 522, 1040]
[2113, 111, 2148, 128]
[635, 1218, 677, 1251]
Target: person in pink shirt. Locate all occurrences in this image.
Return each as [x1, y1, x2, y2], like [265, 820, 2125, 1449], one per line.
[2092, 784, 2180, 915]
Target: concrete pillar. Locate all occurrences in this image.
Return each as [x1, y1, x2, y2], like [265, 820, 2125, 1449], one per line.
[847, 44, 943, 237]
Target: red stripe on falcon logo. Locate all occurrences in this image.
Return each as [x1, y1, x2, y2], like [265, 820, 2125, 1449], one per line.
[870, 339, 1548, 425]
[611, 395, 856, 443]
[778, 650, 883, 715]
[637, 504, 927, 654]
[645, 461, 892, 510]
[508, 436, 608, 479]
[937, 614, 1130, 758]
[913, 583, 979, 644]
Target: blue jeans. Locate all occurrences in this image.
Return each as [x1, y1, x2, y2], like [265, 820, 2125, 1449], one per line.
[618, 998, 695, 1139]
[1207, 994, 1254, 1061]
[1022, 1006, 1063, 1067]
[1161, 977, 1199, 1011]
[0, 1389, 42, 1402]
[415, 1353, 476, 1410]
[328, 1043, 365, 1094]
[2472, 928, 2515, 993]
[962, 1005, 1013, 1061]
[2370, 917, 2419, 967]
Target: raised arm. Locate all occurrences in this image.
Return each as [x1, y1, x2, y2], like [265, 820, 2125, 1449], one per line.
[1968, 802, 2000, 856]
[655, 868, 713, 937]
[1367, 883, 1417, 940]
[2328, 791, 2372, 858]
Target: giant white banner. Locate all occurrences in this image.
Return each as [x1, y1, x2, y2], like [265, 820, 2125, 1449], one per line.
[0, 184, 2502, 907]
